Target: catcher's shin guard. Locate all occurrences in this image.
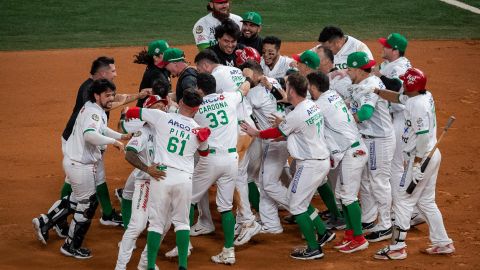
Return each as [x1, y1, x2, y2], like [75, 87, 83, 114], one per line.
[46, 195, 77, 229]
[391, 225, 407, 245]
[67, 194, 98, 249]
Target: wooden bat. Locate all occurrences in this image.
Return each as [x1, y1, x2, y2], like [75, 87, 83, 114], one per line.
[406, 116, 456, 194]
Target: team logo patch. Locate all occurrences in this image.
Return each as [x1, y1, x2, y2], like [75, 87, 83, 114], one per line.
[92, 114, 99, 121]
[134, 130, 142, 137]
[195, 25, 203, 34]
[291, 166, 303, 193]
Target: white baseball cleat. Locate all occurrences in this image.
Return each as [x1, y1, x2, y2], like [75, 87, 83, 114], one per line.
[211, 247, 235, 265]
[410, 212, 426, 227]
[234, 221, 261, 246]
[234, 223, 242, 237]
[190, 222, 215, 236]
[164, 242, 193, 258]
[260, 225, 283, 234]
[421, 243, 455, 255]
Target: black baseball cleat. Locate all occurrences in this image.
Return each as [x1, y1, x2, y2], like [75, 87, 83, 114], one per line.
[60, 242, 92, 259]
[325, 216, 346, 230]
[32, 214, 49, 245]
[100, 209, 123, 227]
[290, 246, 324, 260]
[362, 221, 375, 232]
[283, 214, 296, 224]
[365, 227, 393, 242]
[317, 230, 336, 247]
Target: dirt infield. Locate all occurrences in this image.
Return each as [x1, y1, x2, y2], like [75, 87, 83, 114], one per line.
[0, 40, 479, 270]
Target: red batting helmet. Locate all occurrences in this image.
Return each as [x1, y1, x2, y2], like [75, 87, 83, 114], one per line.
[143, 95, 168, 108]
[235, 47, 261, 66]
[400, 67, 427, 92]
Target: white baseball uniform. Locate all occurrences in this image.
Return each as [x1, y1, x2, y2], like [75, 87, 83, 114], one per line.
[193, 12, 242, 49]
[116, 125, 157, 270]
[333, 36, 373, 70]
[314, 90, 368, 206]
[389, 91, 452, 250]
[379, 57, 412, 209]
[278, 99, 331, 215]
[350, 76, 395, 231]
[137, 108, 208, 235]
[260, 56, 295, 79]
[247, 80, 290, 229]
[63, 101, 122, 248]
[191, 91, 241, 216]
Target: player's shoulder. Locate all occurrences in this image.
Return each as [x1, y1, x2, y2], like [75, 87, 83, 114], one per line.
[229, 13, 243, 24]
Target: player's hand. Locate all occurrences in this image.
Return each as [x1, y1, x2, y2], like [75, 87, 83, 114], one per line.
[121, 133, 133, 140]
[372, 66, 382, 77]
[139, 88, 153, 99]
[147, 163, 166, 180]
[260, 76, 273, 90]
[240, 121, 259, 137]
[412, 163, 424, 184]
[112, 140, 124, 151]
[269, 114, 284, 128]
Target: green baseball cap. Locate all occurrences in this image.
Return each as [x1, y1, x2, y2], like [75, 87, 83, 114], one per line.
[157, 48, 185, 68]
[378, 33, 408, 52]
[241, 11, 262, 26]
[292, 50, 320, 70]
[147, 40, 169, 56]
[347, 51, 376, 70]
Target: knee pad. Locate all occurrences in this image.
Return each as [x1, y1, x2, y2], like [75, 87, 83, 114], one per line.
[83, 193, 99, 219]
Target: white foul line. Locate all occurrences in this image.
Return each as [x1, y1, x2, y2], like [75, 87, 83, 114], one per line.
[439, 0, 480, 14]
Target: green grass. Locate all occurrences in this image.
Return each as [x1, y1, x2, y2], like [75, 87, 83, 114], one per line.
[460, 0, 480, 9]
[0, 0, 479, 51]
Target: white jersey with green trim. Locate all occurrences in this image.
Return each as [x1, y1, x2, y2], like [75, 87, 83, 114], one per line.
[247, 78, 285, 130]
[211, 64, 252, 121]
[350, 76, 393, 137]
[193, 12, 242, 49]
[314, 90, 361, 152]
[334, 35, 373, 70]
[65, 101, 108, 164]
[140, 109, 207, 174]
[194, 91, 241, 151]
[401, 91, 437, 153]
[126, 125, 155, 180]
[380, 56, 411, 112]
[328, 72, 353, 103]
[278, 99, 330, 160]
[260, 55, 295, 79]
[120, 118, 145, 134]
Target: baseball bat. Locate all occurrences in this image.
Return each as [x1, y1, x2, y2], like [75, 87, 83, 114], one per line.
[406, 116, 455, 194]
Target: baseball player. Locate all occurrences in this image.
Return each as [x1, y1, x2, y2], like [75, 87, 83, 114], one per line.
[115, 95, 170, 270]
[57, 79, 127, 258]
[306, 71, 369, 253]
[238, 11, 263, 53]
[315, 45, 352, 102]
[292, 50, 320, 76]
[241, 73, 332, 260]
[318, 26, 373, 70]
[346, 51, 395, 242]
[261, 36, 295, 79]
[160, 48, 198, 103]
[190, 73, 252, 264]
[124, 89, 209, 270]
[376, 33, 426, 227]
[372, 68, 455, 259]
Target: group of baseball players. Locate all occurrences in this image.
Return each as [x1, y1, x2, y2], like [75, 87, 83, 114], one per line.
[31, 0, 456, 269]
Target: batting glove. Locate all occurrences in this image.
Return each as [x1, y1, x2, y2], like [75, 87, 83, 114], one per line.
[412, 163, 424, 185]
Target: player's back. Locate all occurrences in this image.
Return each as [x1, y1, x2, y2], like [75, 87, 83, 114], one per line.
[247, 82, 282, 130]
[195, 92, 241, 151]
[403, 91, 437, 153]
[334, 36, 373, 70]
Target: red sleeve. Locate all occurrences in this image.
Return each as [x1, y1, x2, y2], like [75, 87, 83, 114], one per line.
[198, 148, 210, 157]
[259, 127, 282, 139]
[126, 107, 141, 119]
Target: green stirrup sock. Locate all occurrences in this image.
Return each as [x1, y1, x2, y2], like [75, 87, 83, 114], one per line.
[121, 198, 132, 229]
[96, 182, 113, 217]
[295, 212, 319, 250]
[307, 205, 326, 235]
[60, 182, 72, 199]
[189, 204, 196, 227]
[346, 201, 363, 236]
[176, 230, 190, 269]
[342, 205, 352, 230]
[147, 231, 162, 270]
[317, 183, 341, 218]
[221, 211, 235, 248]
[248, 182, 260, 212]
